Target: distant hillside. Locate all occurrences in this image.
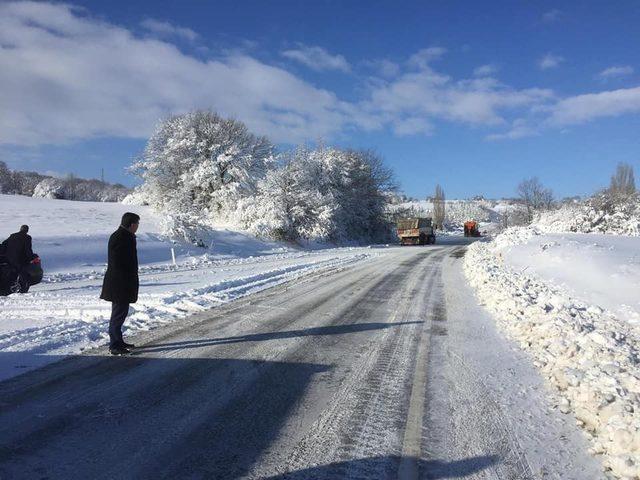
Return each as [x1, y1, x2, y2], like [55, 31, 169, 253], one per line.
[0, 161, 130, 202]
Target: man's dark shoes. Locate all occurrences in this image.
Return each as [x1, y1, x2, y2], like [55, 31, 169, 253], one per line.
[109, 345, 130, 355]
[122, 341, 135, 349]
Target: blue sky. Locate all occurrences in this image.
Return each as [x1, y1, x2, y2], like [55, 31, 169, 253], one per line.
[1, 0, 639, 199]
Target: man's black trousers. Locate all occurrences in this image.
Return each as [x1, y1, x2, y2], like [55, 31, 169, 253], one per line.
[109, 302, 130, 348]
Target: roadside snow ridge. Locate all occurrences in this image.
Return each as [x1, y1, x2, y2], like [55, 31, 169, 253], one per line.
[465, 227, 640, 479]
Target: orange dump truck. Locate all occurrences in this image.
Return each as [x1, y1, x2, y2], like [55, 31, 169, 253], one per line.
[464, 220, 481, 237]
[397, 218, 436, 245]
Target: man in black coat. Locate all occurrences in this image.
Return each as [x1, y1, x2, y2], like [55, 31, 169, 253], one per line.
[1, 225, 35, 292]
[2, 225, 34, 268]
[100, 212, 140, 355]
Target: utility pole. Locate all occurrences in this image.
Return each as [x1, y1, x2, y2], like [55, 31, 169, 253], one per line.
[101, 168, 104, 183]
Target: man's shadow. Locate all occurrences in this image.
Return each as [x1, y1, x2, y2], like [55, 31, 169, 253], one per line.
[135, 321, 423, 353]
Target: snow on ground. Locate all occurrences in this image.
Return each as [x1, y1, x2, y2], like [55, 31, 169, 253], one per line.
[443, 254, 604, 479]
[0, 194, 381, 381]
[503, 232, 640, 327]
[536, 196, 640, 237]
[0, 194, 298, 272]
[464, 227, 640, 479]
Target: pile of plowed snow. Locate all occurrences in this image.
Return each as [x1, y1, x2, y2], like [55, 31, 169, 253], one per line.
[464, 227, 640, 479]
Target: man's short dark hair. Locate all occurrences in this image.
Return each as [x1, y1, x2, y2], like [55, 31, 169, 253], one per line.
[20, 225, 29, 233]
[121, 212, 140, 228]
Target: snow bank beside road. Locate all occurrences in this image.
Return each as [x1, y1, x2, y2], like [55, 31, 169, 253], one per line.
[464, 228, 640, 479]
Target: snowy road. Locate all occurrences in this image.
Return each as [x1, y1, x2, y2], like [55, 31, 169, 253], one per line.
[0, 244, 603, 479]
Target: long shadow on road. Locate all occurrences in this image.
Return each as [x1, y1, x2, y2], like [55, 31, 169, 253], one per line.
[0, 356, 328, 480]
[263, 454, 500, 479]
[135, 321, 423, 353]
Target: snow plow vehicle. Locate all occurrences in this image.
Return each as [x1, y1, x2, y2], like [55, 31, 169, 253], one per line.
[464, 220, 481, 237]
[0, 244, 43, 295]
[397, 217, 436, 245]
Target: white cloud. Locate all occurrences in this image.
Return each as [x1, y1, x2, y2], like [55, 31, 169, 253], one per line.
[548, 86, 640, 125]
[538, 53, 564, 70]
[542, 9, 562, 23]
[598, 65, 634, 79]
[407, 47, 447, 69]
[363, 59, 400, 78]
[485, 119, 538, 141]
[140, 18, 198, 42]
[393, 117, 433, 136]
[0, 2, 357, 145]
[473, 64, 498, 77]
[365, 62, 553, 129]
[281, 45, 350, 72]
[4, 2, 637, 148]
[0, 2, 559, 148]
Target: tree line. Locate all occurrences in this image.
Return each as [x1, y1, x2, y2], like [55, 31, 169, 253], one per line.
[0, 161, 130, 202]
[511, 162, 637, 227]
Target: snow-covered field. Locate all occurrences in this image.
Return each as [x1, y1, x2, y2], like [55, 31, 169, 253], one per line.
[0, 194, 379, 381]
[503, 232, 640, 326]
[465, 227, 640, 479]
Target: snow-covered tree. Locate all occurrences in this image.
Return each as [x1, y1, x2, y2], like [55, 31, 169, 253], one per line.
[0, 161, 13, 194]
[33, 177, 66, 199]
[242, 147, 324, 241]
[132, 110, 274, 222]
[244, 146, 394, 243]
[608, 162, 636, 201]
[433, 184, 445, 230]
[517, 177, 554, 223]
[12, 171, 48, 196]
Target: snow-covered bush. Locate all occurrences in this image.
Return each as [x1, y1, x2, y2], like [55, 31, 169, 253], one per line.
[243, 146, 394, 243]
[31, 176, 130, 202]
[241, 148, 323, 241]
[122, 187, 150, 206]
[16, 171, 49, 196]
[160, 212, 214, 248]
[537, 192, 640, 236]
[132, 110, 273, 223]
[33, 177, 66, 199]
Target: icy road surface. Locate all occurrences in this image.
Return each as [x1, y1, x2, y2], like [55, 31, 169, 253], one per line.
[0, 244, 603, 479]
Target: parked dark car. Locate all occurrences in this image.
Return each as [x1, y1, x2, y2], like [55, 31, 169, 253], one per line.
[0, 243, 43, 295]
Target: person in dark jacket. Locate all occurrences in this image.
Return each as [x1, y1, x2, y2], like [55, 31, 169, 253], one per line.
[2, 225, 34, 268]
[1, 225, 35, 292]
[100, 212, 140, 355]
